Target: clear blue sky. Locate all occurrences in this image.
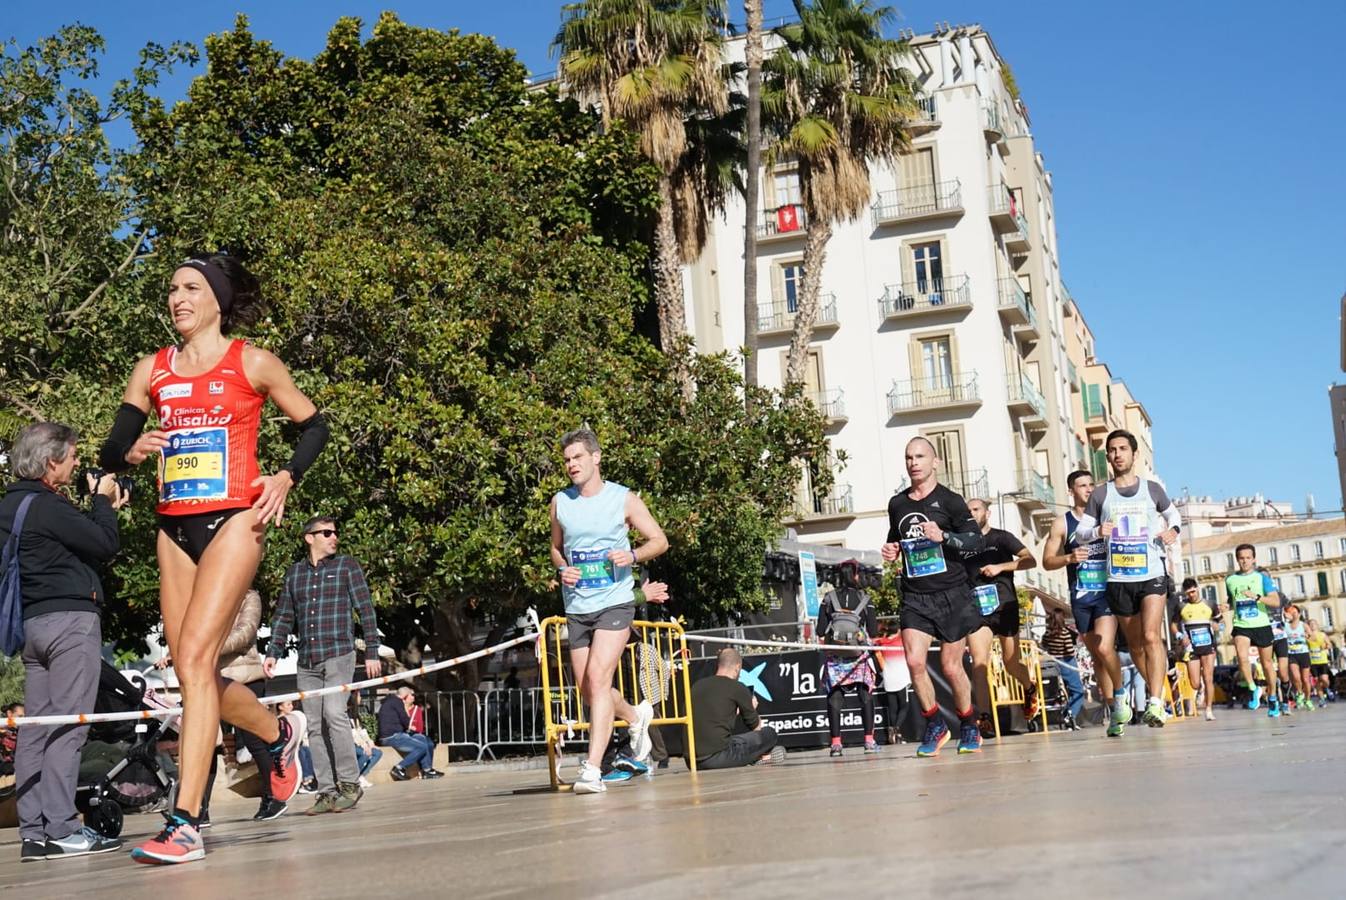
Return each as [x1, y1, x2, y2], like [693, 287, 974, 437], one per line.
[10, 1, 1346, 513]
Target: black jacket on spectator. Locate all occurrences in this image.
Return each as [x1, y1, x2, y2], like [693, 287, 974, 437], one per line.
[0, 480, 119, 620]
[377, 694, 411, 744]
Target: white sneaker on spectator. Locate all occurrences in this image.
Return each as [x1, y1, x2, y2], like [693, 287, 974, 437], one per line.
[572, 760, 606, 795]
[358, 776, 373, 789]
[628, 701, 654, 761]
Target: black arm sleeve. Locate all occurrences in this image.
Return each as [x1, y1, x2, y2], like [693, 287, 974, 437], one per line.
[942, 494, 985, 553]
[282, 412, 329, 482]
[98, 403, 148, 472]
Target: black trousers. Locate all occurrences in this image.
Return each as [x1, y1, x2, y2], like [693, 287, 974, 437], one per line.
[697, 727, 778, 770]
[827, 685, 875, 739]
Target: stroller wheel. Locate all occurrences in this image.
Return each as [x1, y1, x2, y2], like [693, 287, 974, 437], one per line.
[87, 799, 124, 838]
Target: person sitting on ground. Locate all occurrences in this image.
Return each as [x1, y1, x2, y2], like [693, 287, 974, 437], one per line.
[816, 560, 880, 756]
[377, 687, 442, 780]
[690, 648, 778, 770]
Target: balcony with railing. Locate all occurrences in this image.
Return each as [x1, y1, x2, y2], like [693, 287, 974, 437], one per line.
[878, 274, 972, 322]
[897, 467, 989, 501]
[1083, 398, 1110, 433]
[909, 95, 939, 131]
[813, 388, 848, 426]
[757, 293, 838, 337]
[1014, 469, 1054, 509]
[886, 371, 981, 416]
[793, 484, 856, 523]
[996, 278, 1038, 337]
[757, 204, 808, 242]
[1006, 374, 1048, 422]
[987, 184, 1031, 250]
[872, 179, 963, 227]
[982, 100, 1003, 138]
[1067, 359, 1080, 391]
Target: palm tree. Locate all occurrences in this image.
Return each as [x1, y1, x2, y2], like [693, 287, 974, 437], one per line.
[741, 0, 764, 396]
[554, 0, 731, 355]
[762, 0, 920, 386]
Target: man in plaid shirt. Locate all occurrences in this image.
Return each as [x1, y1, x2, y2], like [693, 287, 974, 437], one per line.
[264, 516, 382, 815]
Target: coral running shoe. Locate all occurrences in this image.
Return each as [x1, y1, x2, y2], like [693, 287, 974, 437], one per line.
[917, 719, 950, 758]
[268, 713, 302, 802]
[130, 814, 204, 865]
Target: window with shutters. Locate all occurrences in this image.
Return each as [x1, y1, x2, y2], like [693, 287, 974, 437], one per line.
[1315, 541, 1325, 560]
[1291, 544, 1301, 562]
[1269, 546, 1279, 565]
[1201, 557, 1211, 574]
[1318, 571, 1330, 597]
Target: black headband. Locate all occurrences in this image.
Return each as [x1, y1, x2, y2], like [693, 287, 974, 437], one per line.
[178, 256, 234, 314]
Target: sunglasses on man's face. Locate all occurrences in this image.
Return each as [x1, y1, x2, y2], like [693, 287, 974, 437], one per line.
[308, 529, 337, 538]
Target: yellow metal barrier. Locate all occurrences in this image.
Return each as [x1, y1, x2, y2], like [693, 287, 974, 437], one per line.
[538, 616, 697, 791]
[1169, 662, 1197, 719]
[987, 638, 1050, 739]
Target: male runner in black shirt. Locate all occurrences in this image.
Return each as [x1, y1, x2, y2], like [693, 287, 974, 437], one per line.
[880, 437, 985, 757]
[962, 498, 1039, 738]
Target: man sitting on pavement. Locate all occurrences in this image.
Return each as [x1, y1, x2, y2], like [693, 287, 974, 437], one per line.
[691, 648, 778, 770]
[377, 687, 443, 780]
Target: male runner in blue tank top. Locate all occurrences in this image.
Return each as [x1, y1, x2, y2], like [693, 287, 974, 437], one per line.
[550, 428, 669, 795]
[1072, 431, 1183, 730]
[1043, 469, 1126, 734]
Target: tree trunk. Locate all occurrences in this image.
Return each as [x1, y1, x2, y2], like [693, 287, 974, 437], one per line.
[741, 0, 763, 403]
[784, 218, 832, 386]
[653, 175, 688, 353]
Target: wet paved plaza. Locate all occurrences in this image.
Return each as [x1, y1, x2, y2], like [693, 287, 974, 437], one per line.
[4, 706, 1345, 899]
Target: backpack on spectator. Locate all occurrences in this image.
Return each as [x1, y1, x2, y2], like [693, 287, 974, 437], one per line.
[0, 495, 36, 656]
[824, 588, 870, 657]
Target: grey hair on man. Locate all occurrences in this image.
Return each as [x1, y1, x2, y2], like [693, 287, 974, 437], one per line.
[10, 422, 79, 480]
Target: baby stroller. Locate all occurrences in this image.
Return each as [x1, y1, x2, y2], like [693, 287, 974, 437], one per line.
[74, 661, 177, 838]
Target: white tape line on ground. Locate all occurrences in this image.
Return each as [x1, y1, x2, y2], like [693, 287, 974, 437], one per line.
[3, 632, 538, 729]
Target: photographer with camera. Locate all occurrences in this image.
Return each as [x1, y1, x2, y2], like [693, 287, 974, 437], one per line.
[0, 422, 129, 861]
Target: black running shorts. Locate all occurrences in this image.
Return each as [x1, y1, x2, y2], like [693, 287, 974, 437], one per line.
[1290, 652, 1312, 670]
[1105, 578, 1168, 618]
[980, 601, 1021, 639]
[1311, 663, 1331, 678]
[158, 508, 249, 565]
[900, 587, 984, 644]
[1232, 625, 1275, 649]
[1272, 637, 1289, 660]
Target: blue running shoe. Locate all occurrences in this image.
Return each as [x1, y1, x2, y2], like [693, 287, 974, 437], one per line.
[613, 753, 649, 775]
[917, 719, 950, 758]
[601, 768, 633, 784]
[1268, 697, 1281, 718]
[1248, 685, 1262, 710]
[957, 725, 982, 754]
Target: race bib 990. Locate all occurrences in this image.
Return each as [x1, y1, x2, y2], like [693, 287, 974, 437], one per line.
[160, 427, 228, 502]
[570, 548, 616, 589]
[901, 537, 947, 578]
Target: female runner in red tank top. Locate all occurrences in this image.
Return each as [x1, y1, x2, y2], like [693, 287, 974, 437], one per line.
[97, 254, 339, 864]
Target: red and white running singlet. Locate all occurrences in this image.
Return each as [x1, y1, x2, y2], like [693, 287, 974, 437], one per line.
[148, 339, 265, 515]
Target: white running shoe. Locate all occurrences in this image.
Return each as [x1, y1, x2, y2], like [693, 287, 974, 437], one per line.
[572, 760, 606, 795]
[358, 775, 373, 789]
[1204, 708, 1215, 721]
[628, 701, 654, 761]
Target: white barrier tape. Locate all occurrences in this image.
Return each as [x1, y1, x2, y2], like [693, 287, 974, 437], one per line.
[685, 633, 927, 654]
[3, 632, 538, 729]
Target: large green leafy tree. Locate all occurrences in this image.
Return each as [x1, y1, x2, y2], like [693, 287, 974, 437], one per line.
[0, 27, 195, 647]
[0, 15, 828, 686]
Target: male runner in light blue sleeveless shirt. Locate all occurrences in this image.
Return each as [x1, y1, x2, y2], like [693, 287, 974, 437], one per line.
[1072, 430, 1182, 730]
[549, 428, 668, 794]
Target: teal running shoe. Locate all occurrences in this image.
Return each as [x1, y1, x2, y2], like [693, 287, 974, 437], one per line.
[917, 719, 950, 758]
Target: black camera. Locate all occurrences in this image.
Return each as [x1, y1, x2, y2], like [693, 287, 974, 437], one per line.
[77, 468, 135, 501]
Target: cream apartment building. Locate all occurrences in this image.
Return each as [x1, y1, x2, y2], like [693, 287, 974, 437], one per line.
[679, 24, 1167, 604]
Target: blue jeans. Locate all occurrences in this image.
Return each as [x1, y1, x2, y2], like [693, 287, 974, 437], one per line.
[299, 745, 314, 779]
[354, 745, 383, 777]
[1053, 655, 1085, 720]
[382, 732, 434, 771]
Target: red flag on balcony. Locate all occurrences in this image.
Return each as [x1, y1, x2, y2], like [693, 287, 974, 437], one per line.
[776, 204, 800, 233]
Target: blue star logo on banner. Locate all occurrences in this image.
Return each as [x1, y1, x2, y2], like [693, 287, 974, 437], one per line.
[738, 662, 772, 702]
